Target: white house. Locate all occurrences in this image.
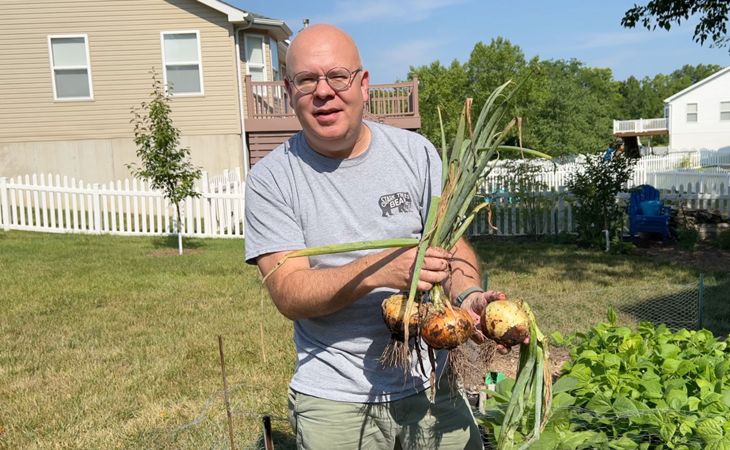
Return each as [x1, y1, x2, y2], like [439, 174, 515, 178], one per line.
[614, 66, 730, 153]
[664, 66, 730, 152]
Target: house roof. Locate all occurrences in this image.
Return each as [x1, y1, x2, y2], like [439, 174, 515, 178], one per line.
[664, 65, 730, 103]
[194, 0, 292, 39]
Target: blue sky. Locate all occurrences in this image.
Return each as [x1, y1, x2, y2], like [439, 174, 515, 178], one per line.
[230, 0, 729, 85]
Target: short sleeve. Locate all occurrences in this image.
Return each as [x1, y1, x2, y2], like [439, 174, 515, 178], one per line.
[244, 168, 306, 264]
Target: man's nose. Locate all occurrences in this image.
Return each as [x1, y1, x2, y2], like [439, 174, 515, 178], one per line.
[312, 77, 335, 98]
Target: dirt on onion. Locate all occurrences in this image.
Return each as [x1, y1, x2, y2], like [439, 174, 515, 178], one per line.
[480, 298, 530, 347]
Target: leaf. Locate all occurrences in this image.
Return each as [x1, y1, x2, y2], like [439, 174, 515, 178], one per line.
[697, 417, 725, 441]
[662, 358, 682, 374]
[640, 379, 663, 399]
[666, 389, 688, 410]
[552, 376, 579, 394]
[613, 395, 640, 417]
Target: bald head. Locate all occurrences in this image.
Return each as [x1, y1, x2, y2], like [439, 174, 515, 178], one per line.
[286, 24, 362, 77]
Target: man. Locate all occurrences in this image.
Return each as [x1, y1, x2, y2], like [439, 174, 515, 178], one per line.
[245, 24, 501, 449]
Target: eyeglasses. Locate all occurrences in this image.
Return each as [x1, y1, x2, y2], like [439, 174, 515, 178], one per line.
[288, 67, 363, 95]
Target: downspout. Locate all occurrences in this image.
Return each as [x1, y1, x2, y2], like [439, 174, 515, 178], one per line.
[234, 17, 254, 180]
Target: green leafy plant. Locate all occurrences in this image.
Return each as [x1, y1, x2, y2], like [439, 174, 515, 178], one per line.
[481, 309, 730, 449]
[127, 69, 202, 255]
[567, 154, 636, 249]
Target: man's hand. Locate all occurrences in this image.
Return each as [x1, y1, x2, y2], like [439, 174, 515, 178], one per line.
[383, 246, 452, 292]
[461, 290, 529, 353]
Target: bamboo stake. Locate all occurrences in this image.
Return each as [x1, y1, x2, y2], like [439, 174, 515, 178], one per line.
[218, 335, 236, 450]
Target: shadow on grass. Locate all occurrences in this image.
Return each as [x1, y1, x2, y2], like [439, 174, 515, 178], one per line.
[253, 429, 297, 450]
[471, 236, 730, 338]
[150, 234, 205, 250]
[471, 236, 674, 284]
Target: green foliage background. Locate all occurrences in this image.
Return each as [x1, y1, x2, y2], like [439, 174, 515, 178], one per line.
[408, 37, 723, 156]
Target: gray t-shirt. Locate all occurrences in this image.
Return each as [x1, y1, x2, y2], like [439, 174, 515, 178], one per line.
[244, 121, 444, 402]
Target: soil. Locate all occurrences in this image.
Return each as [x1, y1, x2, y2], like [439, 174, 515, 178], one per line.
[631, 239, 730, 274]
[456, 340, 571, 393]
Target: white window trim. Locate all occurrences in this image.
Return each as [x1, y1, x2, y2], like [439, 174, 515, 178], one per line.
[47, 33, 94, 102]
[270, 37, 280, 81]
[244, 33, 267, 81]
[720, 101, 730, 122]
[160, 30, 204, 97]
[686, 103, 698, 123]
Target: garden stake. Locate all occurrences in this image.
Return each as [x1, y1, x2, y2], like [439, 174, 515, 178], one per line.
[218, 335, 236, 450]
[262, 415, 274, 450]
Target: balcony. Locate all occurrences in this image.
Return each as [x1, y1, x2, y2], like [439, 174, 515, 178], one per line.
[244, 75, 421, 132]
[613, 118, 668, 137]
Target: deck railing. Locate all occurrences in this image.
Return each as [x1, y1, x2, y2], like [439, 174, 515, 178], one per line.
[613, 118, 668, 134]
[244, 75, 420, 124]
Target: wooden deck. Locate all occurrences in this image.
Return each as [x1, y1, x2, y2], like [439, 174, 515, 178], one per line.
[613, 118, 668, 137]
[244, 76, 421, 164]
[244, 76, 420, 132]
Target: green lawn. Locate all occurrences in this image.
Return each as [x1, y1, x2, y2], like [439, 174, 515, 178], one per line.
[0, 231, 727, 449]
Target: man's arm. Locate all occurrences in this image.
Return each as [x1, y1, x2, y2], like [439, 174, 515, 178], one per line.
[257, 246, 452, 321]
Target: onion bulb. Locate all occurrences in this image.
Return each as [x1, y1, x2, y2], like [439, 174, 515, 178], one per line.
[480, 299, 530, 347]
[420, 306, 474, 349]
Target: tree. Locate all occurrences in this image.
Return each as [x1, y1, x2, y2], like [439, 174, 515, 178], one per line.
[522, 60, 622, 156]
[621, 0, 730, 51]
[567, 154, 636, 250]
[127, 70, 202, 255]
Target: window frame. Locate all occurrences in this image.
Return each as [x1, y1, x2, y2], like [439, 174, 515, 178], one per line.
[160, 30, 204, 97]
[47, 34, 94, 101]
[244, 33, 267, 82]
[720, 101, 730, 122]
[686, 103, 698, 123]
[270, 38, 280, 81]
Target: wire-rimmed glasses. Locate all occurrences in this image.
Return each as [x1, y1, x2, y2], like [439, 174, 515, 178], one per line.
[288, 67, 363, 94]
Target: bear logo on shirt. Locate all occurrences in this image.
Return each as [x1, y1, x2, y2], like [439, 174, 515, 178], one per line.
[379, 192, 412, 217]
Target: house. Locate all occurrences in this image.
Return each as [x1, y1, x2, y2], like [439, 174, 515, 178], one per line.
[0, 0, 420, 183]
[613, 65, 730, 154]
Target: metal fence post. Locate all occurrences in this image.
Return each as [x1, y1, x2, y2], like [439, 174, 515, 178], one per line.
[0, 177, 9, 231]
[698, 273, 705, 330]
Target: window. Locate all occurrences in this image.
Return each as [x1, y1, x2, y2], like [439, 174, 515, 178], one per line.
[270, 39, 280, 81]
[161, 31, 203, 95]
[245, 35, 266, 81]
[721, 102, 730, 121]
[48, 35, 93, 100]
[686, 103, 698, 123]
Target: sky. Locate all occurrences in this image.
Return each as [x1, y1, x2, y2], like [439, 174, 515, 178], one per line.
[230, 0, 729, 85]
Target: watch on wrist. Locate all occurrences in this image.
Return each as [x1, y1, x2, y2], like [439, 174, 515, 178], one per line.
[454, 287, 484, 307]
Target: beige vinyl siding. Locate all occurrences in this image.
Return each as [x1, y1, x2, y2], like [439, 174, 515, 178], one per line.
[0, 0, 241, 143]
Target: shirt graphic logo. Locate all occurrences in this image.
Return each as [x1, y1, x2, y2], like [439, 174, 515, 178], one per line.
[379, 192, 412, 217]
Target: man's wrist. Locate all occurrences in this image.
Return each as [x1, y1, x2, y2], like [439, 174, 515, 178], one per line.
[454, 286, 484, 307]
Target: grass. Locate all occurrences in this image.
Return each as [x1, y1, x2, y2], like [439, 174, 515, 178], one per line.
[0, 231, 727, 449]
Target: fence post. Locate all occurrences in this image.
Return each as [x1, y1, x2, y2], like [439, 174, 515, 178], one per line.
[0, 177, 9, 231]
[697, 273, 704, 330]
[92, 183, 101, 234]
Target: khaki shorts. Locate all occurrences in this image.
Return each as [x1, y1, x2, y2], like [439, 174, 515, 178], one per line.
[287, 379, 483, 450]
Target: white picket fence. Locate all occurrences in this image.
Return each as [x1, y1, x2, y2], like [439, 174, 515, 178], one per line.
[468, 186, 730, 237]
[0, 169, 246, 238]
[3, 151, 730, 239]
[482, 150, 730, 195]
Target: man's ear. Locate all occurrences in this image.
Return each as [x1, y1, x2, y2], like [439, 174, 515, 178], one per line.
[360, 70, 370, 102]
[284, 78, 295, 109]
